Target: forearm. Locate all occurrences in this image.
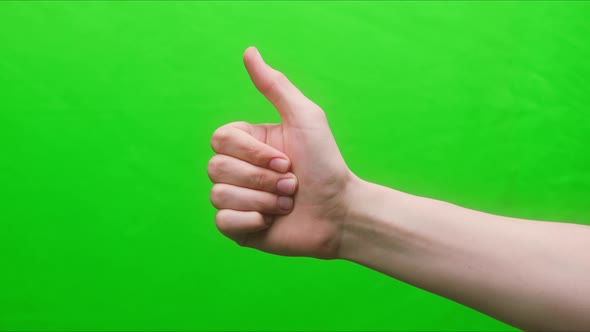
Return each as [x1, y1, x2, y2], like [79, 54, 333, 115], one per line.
[339, 177, 590, 331]
[221, 46, 590, 329]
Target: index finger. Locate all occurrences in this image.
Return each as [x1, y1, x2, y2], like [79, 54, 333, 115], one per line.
[210, 123, 291, 173]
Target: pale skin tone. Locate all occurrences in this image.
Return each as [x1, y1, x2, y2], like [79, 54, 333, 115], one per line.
[207, 46, 590, 331]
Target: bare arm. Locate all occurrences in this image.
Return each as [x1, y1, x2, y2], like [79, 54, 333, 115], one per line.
[208, 46, 590, 330]
[340, 178, 590, 331]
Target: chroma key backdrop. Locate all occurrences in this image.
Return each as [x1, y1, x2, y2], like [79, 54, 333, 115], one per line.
[1, 1, 589, 331]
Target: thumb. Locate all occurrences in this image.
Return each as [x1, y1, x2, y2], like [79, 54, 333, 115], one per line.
[243, 47, 347, 181]
[243, 46, 321, 126]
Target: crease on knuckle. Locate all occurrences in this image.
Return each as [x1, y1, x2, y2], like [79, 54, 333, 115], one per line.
[255, 172, 266, 190]
[255, 193, 274, 212]
[251, 148, 269, 167]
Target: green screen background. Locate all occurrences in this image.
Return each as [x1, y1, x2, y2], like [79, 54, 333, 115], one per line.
[1, 1, 589, 331]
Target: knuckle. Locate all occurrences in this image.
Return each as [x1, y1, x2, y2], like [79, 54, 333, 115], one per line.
[254, 172, 266, 189]
[252, 149, 270, 167]
[210, 126, 231, 151]
[308, 103, 326, 118]
[254, 193, 273, 212]
[272, 70, 287, 84]
[209, 184, 226, 208]
[306, 105, 328, 125]
[228, 121, 250, 129]
[262, 70, 287, 97]
[310, 104, 324, 114]
[272, 72, 287, 90]
[206, 155, 227, 181]
[214, 210, 231, 233]
[248, 169, 275, 192]
[206, 157, 219, 181]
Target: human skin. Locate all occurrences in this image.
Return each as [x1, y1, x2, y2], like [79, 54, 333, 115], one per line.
[207, 46, 590, 330]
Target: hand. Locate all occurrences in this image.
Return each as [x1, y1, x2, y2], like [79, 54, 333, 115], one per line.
[207, 47, 356, 259]
[207, 49, 590, 332]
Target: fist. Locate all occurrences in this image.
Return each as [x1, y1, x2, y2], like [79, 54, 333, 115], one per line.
[207, 47, 355, 259]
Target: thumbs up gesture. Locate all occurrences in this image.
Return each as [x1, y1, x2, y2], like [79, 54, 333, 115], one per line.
[208, 47, 356, 259]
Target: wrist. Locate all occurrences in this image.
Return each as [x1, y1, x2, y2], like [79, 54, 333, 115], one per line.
[337, 177, 407, 261]
[337, 177, 441, 265]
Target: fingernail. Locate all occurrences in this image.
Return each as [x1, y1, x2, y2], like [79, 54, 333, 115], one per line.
[277, 196, 293, 211]
[269, 158, 289, 173]
[277, 178, 296, 195]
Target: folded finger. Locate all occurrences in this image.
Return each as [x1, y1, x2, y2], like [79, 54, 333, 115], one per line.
[210, 183, 294, 215]
[211, 124, 291, 173]
[215, 209, 271, 239]
[207, 154, 298, 195]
